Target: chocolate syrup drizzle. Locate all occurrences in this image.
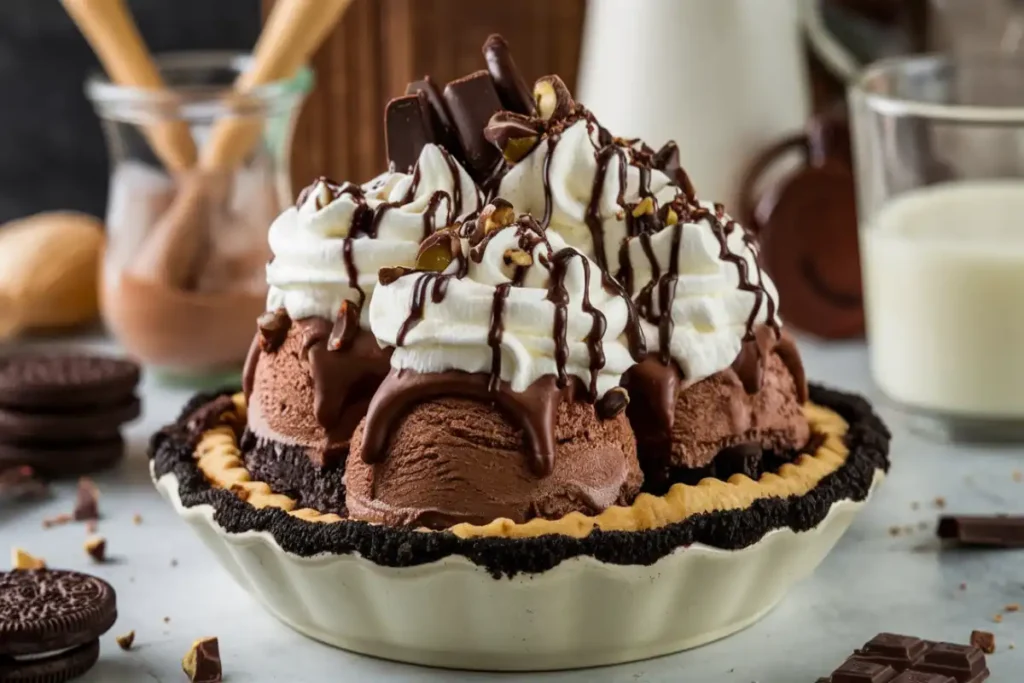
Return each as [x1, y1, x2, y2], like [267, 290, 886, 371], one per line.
[360, 214, 646, 476]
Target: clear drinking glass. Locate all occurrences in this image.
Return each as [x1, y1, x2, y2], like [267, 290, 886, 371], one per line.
[850, 53, 1024, 441]
[86, 52, 312, 380]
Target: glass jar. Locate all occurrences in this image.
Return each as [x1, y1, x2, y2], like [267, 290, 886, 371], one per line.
[86, 52, 312, 379]
[851, 53, 1024, 441]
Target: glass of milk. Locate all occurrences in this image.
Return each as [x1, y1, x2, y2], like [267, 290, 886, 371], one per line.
[851, 53, 1024, 441]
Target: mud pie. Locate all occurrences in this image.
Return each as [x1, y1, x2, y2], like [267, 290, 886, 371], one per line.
[151, 34, 891, 670]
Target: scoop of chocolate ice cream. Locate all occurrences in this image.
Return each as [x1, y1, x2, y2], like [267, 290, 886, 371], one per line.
[626, 347, 809, 480]
[245, 316, 392, 467]
[345, 395, 643, 529]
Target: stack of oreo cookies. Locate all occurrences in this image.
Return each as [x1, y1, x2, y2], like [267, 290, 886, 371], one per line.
[0, 354, 141, 476]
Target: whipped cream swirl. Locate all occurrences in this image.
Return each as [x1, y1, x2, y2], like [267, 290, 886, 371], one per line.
[622, 201, 780, 383]
[369, 219, 643, 398]
[497, 119, 682, 271]
[266, 144, 481, 326]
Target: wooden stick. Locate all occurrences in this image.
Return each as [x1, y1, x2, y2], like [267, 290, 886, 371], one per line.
[62, 0, 197, 172]
[200, 0, 354, 170]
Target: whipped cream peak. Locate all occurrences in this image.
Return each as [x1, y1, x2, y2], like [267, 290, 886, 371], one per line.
[493, 109, 695, 274]
[265, 144, 482, 326]
[369, 209, 645, 399]
[622, 200, 780, 385]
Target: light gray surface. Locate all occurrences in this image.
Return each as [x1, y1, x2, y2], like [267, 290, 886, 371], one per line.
[2, 335, 1022, 682]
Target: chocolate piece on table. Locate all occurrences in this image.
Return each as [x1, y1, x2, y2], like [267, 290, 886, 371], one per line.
[74, 477, 99, 521]
[443, 70, 505, 179]
[182, 636, 222, 683]
[406, 76, 460, 155]
[819, 633, 990, 683]
[385, 92, 439, 173]
[482, 34, 537, 116]
[937, 515, 1024, 547]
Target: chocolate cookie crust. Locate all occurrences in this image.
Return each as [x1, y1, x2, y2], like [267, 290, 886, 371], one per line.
[150, 385, 890, 578]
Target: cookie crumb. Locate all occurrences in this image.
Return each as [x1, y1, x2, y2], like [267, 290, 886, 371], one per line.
[43, 513, 73, 529]
[73, 477, 99, 521]
[11, 547, 45, 570]
[959, 582, 968, 591]
[889, 525, 902, 537]
[1011, 643, 1017, 650]
[911, 501, 920, 510]
[84, 535, 106, 562]
[971, 630, 996, 654]
[115, 630, 135, 651]
[163, 616, 171, 624]
[1007, 603, 1021, 613]
[1014, 470, 1022, 483]
[132, 513, 142, 525]
[994, 613, 1004, 623]
[183, 637, 221, 683]
[171, 558, 179, 567]
[934, 496, 946, 509]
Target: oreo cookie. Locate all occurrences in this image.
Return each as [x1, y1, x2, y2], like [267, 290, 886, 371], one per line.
[0, 354, 140, 476]
[0, 355, 140, 410]
[0, 438, 125, 477]
[0, 569, 117, 682]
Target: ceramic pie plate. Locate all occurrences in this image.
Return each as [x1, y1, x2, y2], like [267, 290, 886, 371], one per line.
[150, 384, 889, 671]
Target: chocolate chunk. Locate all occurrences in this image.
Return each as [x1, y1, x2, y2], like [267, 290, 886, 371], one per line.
[257, 308, 291, 353]
[73, 477, 99, 521]
[182, 637, 221, 683]
[482, 34, 536, 115]
[937, 515, 1024, 547]
[484, 111, 542, 163]
[84, 536, 106, 563]
[385, 92, 439, 173]
[443, 71, 505, 179]
[652, 141, 696, 199]
[116, 630, 135, 650]
[916, 642, 988, 681]
[596, 388, 629, 420]
[328, 301, 360, 352]
[831, 660, 899, 682]
[890, 674, 955, 683]
[406, 76, 460, 155]
[856, 633, 931, 670]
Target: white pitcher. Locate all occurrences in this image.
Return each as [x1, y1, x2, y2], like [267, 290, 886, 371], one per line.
[577, 0, 810, 209]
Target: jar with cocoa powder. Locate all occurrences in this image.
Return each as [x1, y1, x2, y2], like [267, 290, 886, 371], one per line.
[86, 52, 311, 378]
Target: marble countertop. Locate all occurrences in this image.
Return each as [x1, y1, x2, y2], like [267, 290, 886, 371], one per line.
[2, 335, 1022, 682]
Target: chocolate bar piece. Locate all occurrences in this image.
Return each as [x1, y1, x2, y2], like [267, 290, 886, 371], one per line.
[819, 634, 989, 683]
[482, 34, 536, 116]
[385, 92, 438, 173]
[937, 515, 1024, 547]
[443, 70, 505, 179]
[406, 76, 460, 156]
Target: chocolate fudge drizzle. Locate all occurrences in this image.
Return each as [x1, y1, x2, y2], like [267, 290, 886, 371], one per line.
[360, 213, 645, 477]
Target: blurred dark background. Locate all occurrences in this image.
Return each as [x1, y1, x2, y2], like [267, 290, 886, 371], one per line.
[0, 0, 260, 224]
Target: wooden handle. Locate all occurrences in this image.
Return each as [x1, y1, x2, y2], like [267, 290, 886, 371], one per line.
[200, 0, 353, 170]
[62, 0, 198, 172]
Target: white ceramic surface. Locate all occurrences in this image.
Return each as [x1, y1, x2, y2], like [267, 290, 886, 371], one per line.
[154, 468, 882, 671]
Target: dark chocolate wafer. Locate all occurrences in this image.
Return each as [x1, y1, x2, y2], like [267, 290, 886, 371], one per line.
[0, 354, 140, 410]
[385, 92, 439, 173]
[0, 569, 117, 656]
[0, 438, 125, 477]
[0, 397, 140, 443]
[937, 515, 1024, 547]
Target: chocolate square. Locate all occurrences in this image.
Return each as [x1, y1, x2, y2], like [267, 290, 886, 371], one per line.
[855, 634, 931, 670]
[385, 92, 438, 173]
[833, 659, 899, 682]
[442, 70, 504, 179]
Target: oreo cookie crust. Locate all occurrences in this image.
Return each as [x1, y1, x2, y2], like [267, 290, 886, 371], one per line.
[150, 384, 890, 578]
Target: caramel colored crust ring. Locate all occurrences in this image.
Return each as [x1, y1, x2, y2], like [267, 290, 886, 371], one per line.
[190, 393, 848, 539]
[151, 385, 889, 577]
